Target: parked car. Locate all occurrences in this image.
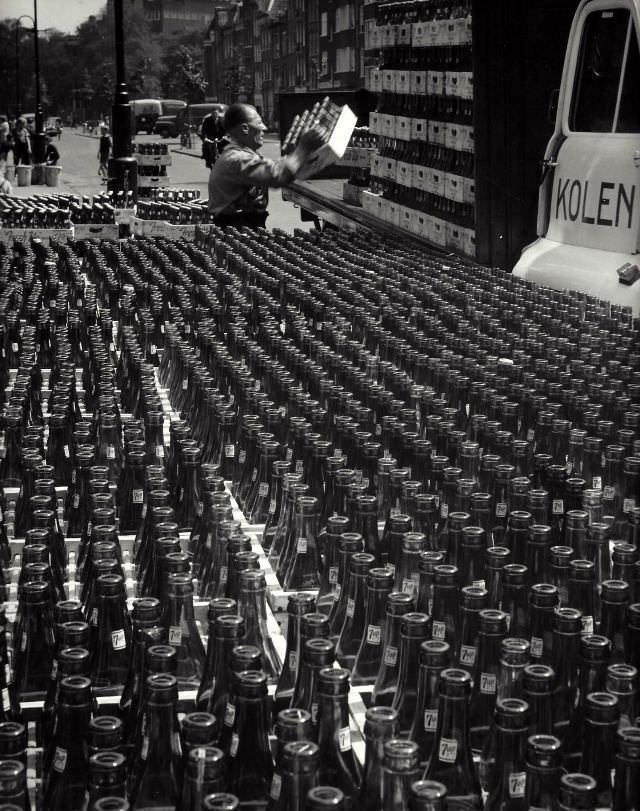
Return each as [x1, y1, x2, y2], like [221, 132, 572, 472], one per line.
[45, 117, 62, 137]
[154, 103, 227, 139]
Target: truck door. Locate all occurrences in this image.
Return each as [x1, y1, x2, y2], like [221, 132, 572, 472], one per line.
[544, 0, 640, 254]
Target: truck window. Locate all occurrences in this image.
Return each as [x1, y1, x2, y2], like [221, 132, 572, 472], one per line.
[570, 8, 640, 133]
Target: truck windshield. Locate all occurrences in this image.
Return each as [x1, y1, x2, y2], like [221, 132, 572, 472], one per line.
[571, 8, 640, 133]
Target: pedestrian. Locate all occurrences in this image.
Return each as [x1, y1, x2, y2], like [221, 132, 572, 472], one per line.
[13, 117, 31, 165]
[200, 109, 226, 169]
[44, 135, 60, 166]
[98, 126, 111, 183]
[208, 103, 323, 230]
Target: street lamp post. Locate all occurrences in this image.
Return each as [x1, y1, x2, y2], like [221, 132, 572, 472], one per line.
[14, 14, 35, 119]
[108, 0, 137, 200]
[31, 0, 45, 170]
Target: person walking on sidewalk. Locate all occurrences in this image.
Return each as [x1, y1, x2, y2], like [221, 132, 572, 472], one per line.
[98, 126, 111, 183]
[208, 103, 323, 230]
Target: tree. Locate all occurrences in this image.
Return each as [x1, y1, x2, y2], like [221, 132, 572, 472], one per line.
[160, 41, 207, 103]
[223, 46, 253, 104]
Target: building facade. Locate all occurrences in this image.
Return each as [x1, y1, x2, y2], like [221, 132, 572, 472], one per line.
[204, 0, 371, 125]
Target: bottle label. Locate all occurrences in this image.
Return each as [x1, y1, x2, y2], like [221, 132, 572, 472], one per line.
[334, 584, 341, 600]
[90, 608, 98, 626]
[480, 672, 497, 694]
[496, 502, 507, 517]
[472, 579, 485, 589]
[73, 494, 80, 509]
[375, 424, 382, 435]
[311, 702, 318, 723]
[270, 773, 283, 801]
[239, 450, 246, 464]
[366, 625, 382, 645]
[251, 468, 258, 482]
[111, 629, 127, 651]
[155, 445, 165, 458]
[509, 772, 527, 798]
[11, 342, 18, 353]
[592, 476, 602, 490]
[259, 483, 269, 497]
[552, 499, 564, 514]
[329, 567, 339, 584]
[438, 737, 458, 763]
[384, 646, 398, 666]
[133, 489, 144, 504]
[269, 498, 277, 514]
[64, 445, 70, 458]
[195, 501, 203, 516]
[169, 626, 182, 646]
[297, 538, 308, 553]
[400, 576, 416, 597]
[530, 636, 544, 658]
[224, 703, 236, 726]
[141, 736, 149, 760]
[346, 598, 355, 618]
[338, 726, 352, 752]
[286, 448, 293, 462]
[53, 747, 68, 772]
[20, 631, 27, 652]
[219, 566, 228, 583]
[624, 498, 636, 513]
[440, 504, 449, 519]
[526, 429, 535, 442]
[361, 478, 369, 489]
[603, 486, 615, 500]
[1, 688, 9, 712]
[106, 445, 116, 459]
[459, 645, 476, 666]
[288, 652, 298, 671]
[72, 472, 77, 485]
[182, 379, 189, 390]
[432, 621, 446, 640]
[50, 658, 58, 680]
[230, 732, 239, 757]
[295, 460, 304, 473]
[225, 445, 235, 458]
[582, 615, 594, 634]
[424, 708, 438, 730]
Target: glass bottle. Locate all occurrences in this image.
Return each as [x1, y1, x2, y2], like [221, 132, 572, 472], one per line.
[550, 607, 582, 739]
[306, 786, 345, 810]
[381, 739, 421, 810]
[283, 496, 323, 591]
[468, 609, 509, 752]
[181, 746, 225, 811]
[416, 551, 446, 617]
[423, 668, 482, 810]
[335, 552, 375, 672]
[484, 698, 530, 811]
[359, 706, 398, 811]
[269, 741, 318, 811]
[164, 572, 206, 688]
[315, 667, 362, 809]
[599, 579, 630, 663]
[558, 772, 597, 810]
[457, 586, 488, 671]
[354, 495, 384, 565]
[407, 779, 448, 810]
[529, 583, 560, 664]
[40, 674, 93, 810]
[128, 673, 183, 809]
[85, 751, 127, 807]
[317, 516, 350, 616]
[613, 725, 640, 811]
[328, 533, 363, 639]
[226, 670, 274, 805]
[175, 446, 204, 532]
[352, 567, 395, 686]
[409, 640, 451, 768]
[523, 663, 555, 736]
[269, 708, 313, 808]
[90, 574, 132, 690]
[199, 615, 245, 739]
[430, 564, 460, 651]
[274, 593, 317, 717]
[525, 733, 563, 811]
[579, 691, 619, 807]
[501, 564, 530, 639]
[548, 546, 574, 605]
[13, 580, 56, 696]
[485, 547, 510, 610]
[567, 560, 598, 635]
[606, 663, 638, 730]
[392, 613, 431, 737]
[371, 592, 415, 707]
[0, 758, 29, 810]
[237, 570, 281, 682]
[117, 450, 146, 534]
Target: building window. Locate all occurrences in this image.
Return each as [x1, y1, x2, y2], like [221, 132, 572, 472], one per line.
[320, 50, 329, 76]
[320, 11, 328, 36]
[336, 45, 355, 73]
[335, 4, 354, 33]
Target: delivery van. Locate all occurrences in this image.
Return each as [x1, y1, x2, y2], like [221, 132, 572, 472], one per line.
[513, 0, 640, 314]
[131, 99, 163, 133]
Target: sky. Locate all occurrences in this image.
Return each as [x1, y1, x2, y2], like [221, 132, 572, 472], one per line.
[2, 0, 106, 33]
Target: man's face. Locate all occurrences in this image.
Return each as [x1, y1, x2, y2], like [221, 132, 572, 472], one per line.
[241, 110, 267, 149]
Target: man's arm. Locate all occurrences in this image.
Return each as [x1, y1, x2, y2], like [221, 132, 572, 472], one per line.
[234, 130, 326, 189]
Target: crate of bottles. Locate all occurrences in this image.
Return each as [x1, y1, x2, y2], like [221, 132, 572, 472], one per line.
[72, 224, 120, 241]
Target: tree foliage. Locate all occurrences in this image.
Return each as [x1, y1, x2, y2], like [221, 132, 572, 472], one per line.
[0, 5, 207, 120]
[223, 46, 254, 103]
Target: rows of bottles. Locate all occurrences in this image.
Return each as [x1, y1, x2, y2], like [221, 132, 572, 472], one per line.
[366, 0, 475, 250]
[0, 193, 138, 229]
[135, 199, 215, 225]
[0, 214, 637, 810]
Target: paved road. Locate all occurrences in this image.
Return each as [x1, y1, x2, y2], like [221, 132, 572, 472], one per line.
[9, 130, 311, 234]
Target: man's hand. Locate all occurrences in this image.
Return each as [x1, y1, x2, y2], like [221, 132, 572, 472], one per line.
[297, 128, 326, 156]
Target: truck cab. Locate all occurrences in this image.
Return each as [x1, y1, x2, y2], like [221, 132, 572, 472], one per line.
[513, 0, 640, 314]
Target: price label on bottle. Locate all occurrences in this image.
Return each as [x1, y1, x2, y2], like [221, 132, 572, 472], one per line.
[182, 379, 189, 390]
[230, 732, 239, 757]
[624, 498, 636, 513]
[328, 567, 339, 584]
[90, 608, 99, 626]
[424, 709, 438, 730]
[155, 445, 164, 458]
[11, 343, 18, 353]
[334, 584, 341, 600]
[495, 502, 507, 517]
[195, 501, 203, 516]
[311, 702, 318, 723]
[251, 468, 258, 483]
[270, 773, 283, 801]
[530, 636, 544, 658]
[111, 629, 127, 650]
[288, 652, 298, 671]
[106, 445, 116, 460]
[581, 616, 594, 634]
[224, 445, 235, 458]
[295, 460, 304, 473]
[384, 646, 398, 666]
[440, 504, 449, 519]
[1, 689, 9, 712]
[401, 578, 416, 596]
[168, 626, 182, 646]
[552, 499, 564, 514]
[592, 476, 602, 490]
[526, 429, 535, 442]
[259, 483, 269, 497]
[438, 737, 458, 763]
[472, 579, 485, 589]
[133, 489, 144, 504]
[238, 450, 246, 464]
[338, 727, 352, 752]
[297, 538, 308, 553]
[366, 625, 382, 645]
[224, 703, 236, 727]
[602, 486, 615, 500]
[346, 598, 355, 618]
[285, 448, 293, 461]
[432, 621, 446, 640]
[53, 747, 68, 772]
[459, 645, 476, 666]
[509, 772, 527, 798]
[268, 499, 277, 514]
[480, 672, 497, 694]
[73, 494, 80, 509]
[219, 566, 228, 583]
